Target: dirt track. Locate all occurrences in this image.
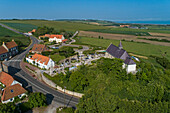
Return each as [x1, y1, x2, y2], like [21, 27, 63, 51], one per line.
[79, 31, 170, 46]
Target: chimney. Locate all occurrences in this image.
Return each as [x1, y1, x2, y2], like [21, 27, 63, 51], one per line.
[118, 40, 123, 49]
[2, 42, 5, 46]
[2, 42, 9, 51]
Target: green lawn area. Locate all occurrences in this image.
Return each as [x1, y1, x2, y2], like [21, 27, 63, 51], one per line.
[50, 54, 65, 64]
[0, 26, 30, 49]
[1, 22, 38, 32]
[0, 20, 106, 32]
[74, 37, 170, 60]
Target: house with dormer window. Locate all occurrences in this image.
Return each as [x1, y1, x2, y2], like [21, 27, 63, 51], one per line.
[0, 72, 26, 103]
[0, 40, 18, 61]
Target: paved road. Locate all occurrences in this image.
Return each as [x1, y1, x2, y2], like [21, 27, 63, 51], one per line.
[0, 23, 79, 107]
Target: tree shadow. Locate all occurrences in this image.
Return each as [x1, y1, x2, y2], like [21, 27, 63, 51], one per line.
[66, 96, 77, 108]
[46, 93, 54, 105]
[8, 66, 29, 88]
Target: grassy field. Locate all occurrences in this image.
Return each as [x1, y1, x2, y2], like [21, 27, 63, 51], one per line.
[2, 22, 38, 32]
[0, 20, 106, 32]
[74, 37, 170, 60]
[50, 54, 65, 64]
[88, 28, 151, 36]
[0, 25, 30, 49]
[1, 20, 170, 35]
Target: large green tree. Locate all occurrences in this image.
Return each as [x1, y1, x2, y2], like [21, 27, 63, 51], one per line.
[28, 92, 47, 108]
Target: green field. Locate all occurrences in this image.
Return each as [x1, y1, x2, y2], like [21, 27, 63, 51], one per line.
[50, 54, 65, 64]
[74, 37, 170, 60]
[2, 22, 38, 32]
[1, 20, 170, 35]
[88, 27, 151, 36]
[0, 25, 30, 49]
[0, 20, 106, 32]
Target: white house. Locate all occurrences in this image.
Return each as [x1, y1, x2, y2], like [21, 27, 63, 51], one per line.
[48, 35, 65, 43]
[105, 41, 136, 73]
[26, 53, 55, 70]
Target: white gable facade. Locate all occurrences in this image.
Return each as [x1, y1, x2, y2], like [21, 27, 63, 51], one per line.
[49, 36, 65, 43]
[26, 57, 55, 70]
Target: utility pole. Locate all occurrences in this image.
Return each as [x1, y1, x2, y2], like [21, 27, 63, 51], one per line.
[64, 86, 66, 107]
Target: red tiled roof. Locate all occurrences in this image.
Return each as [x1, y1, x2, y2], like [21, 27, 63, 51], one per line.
[31, 44, 46, 53]
[1, 84, 26, 101]
[5, 41, 18, 49]
[0, 72, 14, 87]
[0, 46, 8, 55]
[45, 34, 51, 37]
[32, 29, 36, 32]
[62, 39, 68, 42]
[49, 35, 63, 39]
[39, 34, 63, 39]
[31, 54, 50, 65]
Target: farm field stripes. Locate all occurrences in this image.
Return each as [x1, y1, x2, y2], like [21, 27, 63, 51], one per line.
[0, 20, 106, 32]
[2, 22, 38, 32]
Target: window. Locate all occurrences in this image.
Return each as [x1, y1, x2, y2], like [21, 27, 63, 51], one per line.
[11, 89, 13, 93]
[10, 98, 13, 101]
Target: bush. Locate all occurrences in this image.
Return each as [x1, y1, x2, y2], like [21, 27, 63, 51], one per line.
[28, 92, 47, 108]
[13, 96, 21, 103]
[19, 102, 32, 113]
[78, 46, 83, 49]
[56, 107, 75, 113]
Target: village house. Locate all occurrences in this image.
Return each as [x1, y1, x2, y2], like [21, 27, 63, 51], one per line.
[0, 40, 18, 61]
[26, 53, 55, 70]
[120, 25, 130, 28]
[27, 29, 36, 35]
[1, 84, 26, 103]
[105, 41, 136, 73]
[0, 72, 26, 103]
[30, 44, 48, 54]
[39, 34, 67, 43]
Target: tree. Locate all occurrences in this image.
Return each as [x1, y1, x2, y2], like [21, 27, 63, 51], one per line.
[0, 103, 17, 113]
[69, 71, 89, 92]
[28, 92, 47, 108]
[59, 47, 75, 58]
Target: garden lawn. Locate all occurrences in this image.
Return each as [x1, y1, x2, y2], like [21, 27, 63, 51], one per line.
[74, 37, 170, 60]
[50, 54, 65, 64]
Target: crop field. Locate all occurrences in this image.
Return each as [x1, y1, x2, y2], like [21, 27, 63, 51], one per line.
[88, 27, 151, 36]
[0, 26, 30, 48]
[79, 31, 170, 46]
[0, 20, 106, 32]
[74, 37, 170, 60]
[2, 22, 38, 32]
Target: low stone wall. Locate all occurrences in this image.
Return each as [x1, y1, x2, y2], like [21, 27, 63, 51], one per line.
[41, 73, 84, 98]
[41, 74, 57, 89]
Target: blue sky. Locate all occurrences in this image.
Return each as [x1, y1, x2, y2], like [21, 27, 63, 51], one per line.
[0, 0, 170, 21]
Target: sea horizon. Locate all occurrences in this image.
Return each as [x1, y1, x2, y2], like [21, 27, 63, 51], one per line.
[114, 20, 170, 25]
